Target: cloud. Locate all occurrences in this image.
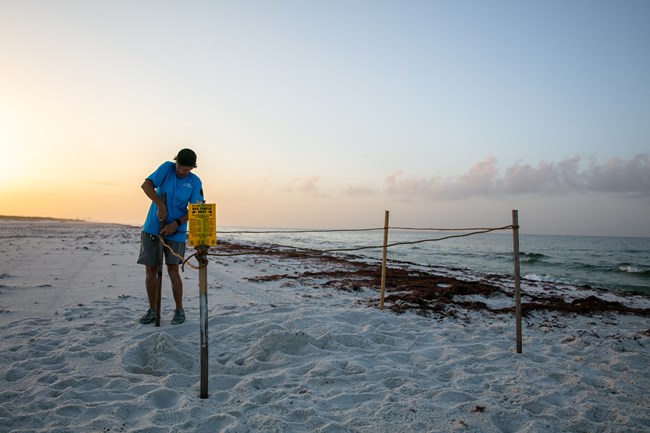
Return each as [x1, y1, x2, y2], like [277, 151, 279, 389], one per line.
[282, 176, 329, 198]
[385, 157, 501, 200]
[452, 157, 500, 197]
[503, 156, 583, 194]
[586, 154, 650, 194]
[345, 185, 379, 197]
[385, 154, 650, 200]
[385, 169, 437, 198]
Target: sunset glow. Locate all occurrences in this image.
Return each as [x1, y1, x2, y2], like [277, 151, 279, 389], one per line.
[1, 1, 648, 236]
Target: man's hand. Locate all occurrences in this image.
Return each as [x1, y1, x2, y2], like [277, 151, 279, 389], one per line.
[156, 205, 167, 222]
[159, 222, 176, 236]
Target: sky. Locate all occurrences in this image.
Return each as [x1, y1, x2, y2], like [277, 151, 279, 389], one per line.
[1, 0, 649, 237]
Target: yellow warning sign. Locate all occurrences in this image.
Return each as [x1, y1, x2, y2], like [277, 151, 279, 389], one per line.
[188, 203, 217, 247]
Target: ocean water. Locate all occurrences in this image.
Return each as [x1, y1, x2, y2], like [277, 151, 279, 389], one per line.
[219, 228, 650, 295]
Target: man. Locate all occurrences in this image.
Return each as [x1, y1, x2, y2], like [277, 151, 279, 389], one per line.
[138, 148, 204, 325]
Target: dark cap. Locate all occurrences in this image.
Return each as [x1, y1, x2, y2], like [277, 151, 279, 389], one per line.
[174, 148, 197, 168]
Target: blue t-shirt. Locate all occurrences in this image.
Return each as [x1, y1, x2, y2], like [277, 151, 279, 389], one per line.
[143, 161, 204, 242]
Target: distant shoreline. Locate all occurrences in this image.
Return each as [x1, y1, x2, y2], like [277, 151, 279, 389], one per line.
[0, 215, 86, 222]
[0, 215, 140, 228]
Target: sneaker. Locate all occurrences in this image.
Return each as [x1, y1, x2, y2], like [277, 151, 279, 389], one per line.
[171, 309, 185, 325]
[139, 308, 156, 324]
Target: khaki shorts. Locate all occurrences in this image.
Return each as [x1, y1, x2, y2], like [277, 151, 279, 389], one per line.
[137, 232, 186, 266]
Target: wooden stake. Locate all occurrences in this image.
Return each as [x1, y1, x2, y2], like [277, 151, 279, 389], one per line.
[379, 210, 390, 310]
[198, 246, 209, 398]
[155, 236, 163, 327]
[512, 210, 522, 354]
[155, 193, 166, 327]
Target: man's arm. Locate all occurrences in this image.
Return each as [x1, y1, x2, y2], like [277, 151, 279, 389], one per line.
[141, 179, 167, 222]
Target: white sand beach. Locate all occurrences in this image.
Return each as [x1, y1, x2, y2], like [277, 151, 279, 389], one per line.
[1, 218, 649, 433]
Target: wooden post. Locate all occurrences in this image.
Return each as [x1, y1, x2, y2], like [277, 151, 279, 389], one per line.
[379, 210, 390, 310]
[155, 237, 163, 327]
[512, 210, 522, 354]
[198, 245, 209, 398]
[155, 193, 166, 327]
[188, 201, 215, 399]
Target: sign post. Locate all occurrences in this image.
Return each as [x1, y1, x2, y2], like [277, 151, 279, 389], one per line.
[188, 203, 216, 399]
